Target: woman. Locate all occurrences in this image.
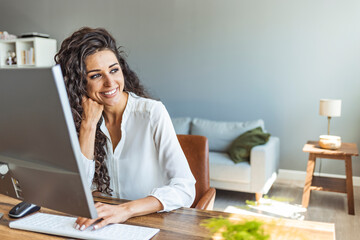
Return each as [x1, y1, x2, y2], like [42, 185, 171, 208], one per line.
[55, 27, 195, 231]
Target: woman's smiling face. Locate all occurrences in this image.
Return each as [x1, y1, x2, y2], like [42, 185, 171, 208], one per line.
[85, 49, 126, 107]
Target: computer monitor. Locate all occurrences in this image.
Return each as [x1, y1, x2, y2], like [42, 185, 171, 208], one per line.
[0, 66, 97, 219]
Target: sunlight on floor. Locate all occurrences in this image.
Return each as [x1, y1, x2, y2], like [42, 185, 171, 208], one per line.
[224, 197, 307, 220]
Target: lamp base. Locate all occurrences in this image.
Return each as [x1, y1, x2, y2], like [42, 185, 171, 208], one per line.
[319, 135, 341, 150]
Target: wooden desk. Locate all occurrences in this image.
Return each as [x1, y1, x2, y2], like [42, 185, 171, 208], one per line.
[302, 141, 359, 215]
[0, 194, 335, 239]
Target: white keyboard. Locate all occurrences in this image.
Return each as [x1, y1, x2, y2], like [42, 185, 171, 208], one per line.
[9, 212, 159, 240]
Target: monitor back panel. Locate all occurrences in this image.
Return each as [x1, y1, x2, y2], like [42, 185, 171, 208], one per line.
[0, 67, 97, 218]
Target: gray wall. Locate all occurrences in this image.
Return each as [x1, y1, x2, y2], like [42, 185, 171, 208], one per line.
[1, 0, 359, 176]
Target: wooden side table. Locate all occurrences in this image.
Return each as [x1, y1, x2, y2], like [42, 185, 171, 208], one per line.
[302, 141, 359, 215]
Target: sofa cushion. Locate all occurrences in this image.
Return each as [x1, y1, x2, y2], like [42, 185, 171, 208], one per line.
[171, 117, 191, 134]
[209, 152, 251, 184]
[228, 127, 271, 163]
[191, 118, 265, 152]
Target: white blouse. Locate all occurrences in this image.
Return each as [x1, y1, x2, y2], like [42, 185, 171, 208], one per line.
[80, 92, 196, 211]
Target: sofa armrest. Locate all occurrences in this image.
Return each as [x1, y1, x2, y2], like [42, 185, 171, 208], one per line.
[250, 136, 280, 194]
[195, 187, 216, 210]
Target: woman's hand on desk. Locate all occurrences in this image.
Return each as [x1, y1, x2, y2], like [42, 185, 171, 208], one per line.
[74, 196, 163, 231]
[75, 202, 132, 231]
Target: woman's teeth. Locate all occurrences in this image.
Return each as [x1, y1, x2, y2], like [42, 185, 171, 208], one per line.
[104, 88, 117, 95]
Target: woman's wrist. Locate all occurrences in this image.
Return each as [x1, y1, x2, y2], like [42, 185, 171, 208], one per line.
[80, 120, 98, 132]
[117, 203, 134, 220]
[79, 120, 97, 160]
[118, 196, 163, 220]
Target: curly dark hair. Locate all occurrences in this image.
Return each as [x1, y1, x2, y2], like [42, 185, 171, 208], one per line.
[55, 27, 148, 195]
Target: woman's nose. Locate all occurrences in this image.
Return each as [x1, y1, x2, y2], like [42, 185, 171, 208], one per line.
[103, 74, 115, 86]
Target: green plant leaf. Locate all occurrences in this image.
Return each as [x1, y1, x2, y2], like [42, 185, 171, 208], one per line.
[202, 217, 270, 240]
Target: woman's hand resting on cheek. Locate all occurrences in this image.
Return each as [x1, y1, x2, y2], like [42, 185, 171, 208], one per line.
[78, 96, 104, 160]
[81, 96, 104, 127]
[74, 202, 132, 231]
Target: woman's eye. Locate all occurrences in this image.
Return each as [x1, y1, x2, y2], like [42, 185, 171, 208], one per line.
[89, 74, 101, 79]
[110, 68, 119, 74]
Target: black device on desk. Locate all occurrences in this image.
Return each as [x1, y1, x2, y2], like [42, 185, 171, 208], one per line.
[9, 202, 40, 218]
[0, 66, 97, 219]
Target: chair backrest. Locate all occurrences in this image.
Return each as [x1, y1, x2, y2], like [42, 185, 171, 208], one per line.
[177, 134, 210, 208]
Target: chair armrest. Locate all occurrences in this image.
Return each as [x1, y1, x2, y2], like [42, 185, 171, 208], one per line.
[250, 136, 280, 193]
[195, 187, 216, 210]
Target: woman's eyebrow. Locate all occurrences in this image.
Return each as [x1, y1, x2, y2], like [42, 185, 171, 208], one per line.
[109, 63, 119, 68]
[87, 69, 100, 74]
[86, 63, 118, 74]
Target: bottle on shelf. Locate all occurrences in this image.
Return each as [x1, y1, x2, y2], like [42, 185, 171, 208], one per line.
[6, 51, 16, 65]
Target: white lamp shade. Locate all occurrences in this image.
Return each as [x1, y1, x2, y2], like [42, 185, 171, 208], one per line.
[319, 99, 341, 117]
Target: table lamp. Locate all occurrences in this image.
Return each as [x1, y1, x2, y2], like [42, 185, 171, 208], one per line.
[319, 99, 342, 149]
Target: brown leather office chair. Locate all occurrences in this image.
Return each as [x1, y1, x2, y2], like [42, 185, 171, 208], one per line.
[177, 134, 216, 210]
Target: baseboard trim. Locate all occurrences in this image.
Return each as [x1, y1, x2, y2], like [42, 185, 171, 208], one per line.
[278, 169, 360, 187]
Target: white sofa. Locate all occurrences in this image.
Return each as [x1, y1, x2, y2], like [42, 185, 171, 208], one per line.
[172, 117, 280, 198]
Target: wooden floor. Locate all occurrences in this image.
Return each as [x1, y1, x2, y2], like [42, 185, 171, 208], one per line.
[213, 179, 360, 240]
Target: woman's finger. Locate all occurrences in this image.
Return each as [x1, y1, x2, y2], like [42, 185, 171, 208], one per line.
[92, 217, 111, 230]
[75, 217, 100, 231]
[74, 202, 110, 230]
[74, 217, 84, 229]
[74, 217, 88, 230]
[82, 96, 88, 104]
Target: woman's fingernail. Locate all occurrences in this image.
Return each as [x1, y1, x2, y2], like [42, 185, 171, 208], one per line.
[76, 224, 80, 230]
[93, 225, 98, 230]
[80, 225, 85, 231]
[73, 222, 77, 228]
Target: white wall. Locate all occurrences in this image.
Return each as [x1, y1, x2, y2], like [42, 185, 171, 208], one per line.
[1, 0, 359, 176]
